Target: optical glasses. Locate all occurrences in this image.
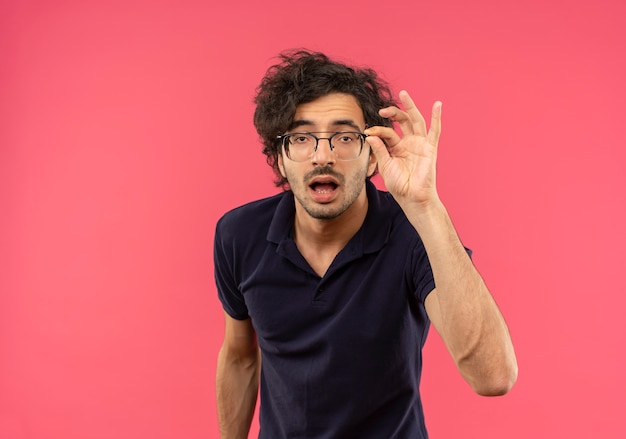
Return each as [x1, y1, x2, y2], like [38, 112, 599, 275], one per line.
[276, 131, 368, 162]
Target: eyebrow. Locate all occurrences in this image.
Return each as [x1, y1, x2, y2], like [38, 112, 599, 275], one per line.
[289, 119, 363, 132]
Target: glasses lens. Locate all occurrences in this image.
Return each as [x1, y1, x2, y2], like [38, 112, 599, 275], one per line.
[285, 133, 316, 162]
[330, 132, 364, 160]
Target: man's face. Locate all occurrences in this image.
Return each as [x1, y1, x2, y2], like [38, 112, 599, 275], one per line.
[278, 93, 377, 221]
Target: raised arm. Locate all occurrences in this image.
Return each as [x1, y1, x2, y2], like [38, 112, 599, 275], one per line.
[365, 91, 517, 395]
[216, 312, 261, 438]
[414, 204, 517, 395]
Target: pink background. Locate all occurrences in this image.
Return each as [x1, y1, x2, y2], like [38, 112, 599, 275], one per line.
[1, 0, 625, 437]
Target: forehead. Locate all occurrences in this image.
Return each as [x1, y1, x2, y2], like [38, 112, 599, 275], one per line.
[293, 93, 365, 128]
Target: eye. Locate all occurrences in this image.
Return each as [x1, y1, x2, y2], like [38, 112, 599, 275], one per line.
[290, 134, 313, 145]
[335, 133, 358, 144]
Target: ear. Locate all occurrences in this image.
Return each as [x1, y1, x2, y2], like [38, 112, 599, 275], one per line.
[277, 153, 287, 178]
[366, 148, 377, 178]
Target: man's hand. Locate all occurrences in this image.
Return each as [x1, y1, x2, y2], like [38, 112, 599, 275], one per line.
[364, 90, 442, 210]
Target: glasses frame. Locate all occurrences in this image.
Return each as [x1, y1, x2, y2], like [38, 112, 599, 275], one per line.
[276, 131, 368, 162]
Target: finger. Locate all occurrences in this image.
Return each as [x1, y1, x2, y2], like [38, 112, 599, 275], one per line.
[398, 90, 427, 136]
[365, 135, 391, 166]
[378, 106, 416, 137]
[428, 101, 442, 147]
[363, 126, 401, 146]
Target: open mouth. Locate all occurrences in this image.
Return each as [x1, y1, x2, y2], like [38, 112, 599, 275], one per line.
[310, 181, 338, 193]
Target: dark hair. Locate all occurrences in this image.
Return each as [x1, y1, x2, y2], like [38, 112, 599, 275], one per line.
[253, 49, 396, 188]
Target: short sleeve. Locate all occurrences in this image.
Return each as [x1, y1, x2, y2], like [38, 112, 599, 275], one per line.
[410, 242, 436, 304]
[410, 243, 473, 303]
[214, 217, 250, 320]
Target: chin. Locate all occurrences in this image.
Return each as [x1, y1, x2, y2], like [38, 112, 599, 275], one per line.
[304, 203, 347, 220]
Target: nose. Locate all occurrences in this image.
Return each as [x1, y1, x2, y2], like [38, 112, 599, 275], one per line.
[311, 138, 336, 166]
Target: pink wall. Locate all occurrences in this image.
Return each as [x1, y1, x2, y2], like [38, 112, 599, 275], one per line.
[1, 0, 625, 437]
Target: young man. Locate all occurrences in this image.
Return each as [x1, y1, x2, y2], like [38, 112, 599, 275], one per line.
[215, 50, 517, 439]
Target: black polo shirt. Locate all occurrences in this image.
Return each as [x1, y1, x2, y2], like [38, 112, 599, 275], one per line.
[215, 180, 436, 438]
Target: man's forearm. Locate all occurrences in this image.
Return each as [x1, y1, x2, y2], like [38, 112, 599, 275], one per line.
[407, 198, 518, 395]
[216, 346, 261, 438]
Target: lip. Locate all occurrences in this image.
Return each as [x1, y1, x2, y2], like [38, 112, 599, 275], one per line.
[309, 175, 340, 186]
[307, 175, 340, 203]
